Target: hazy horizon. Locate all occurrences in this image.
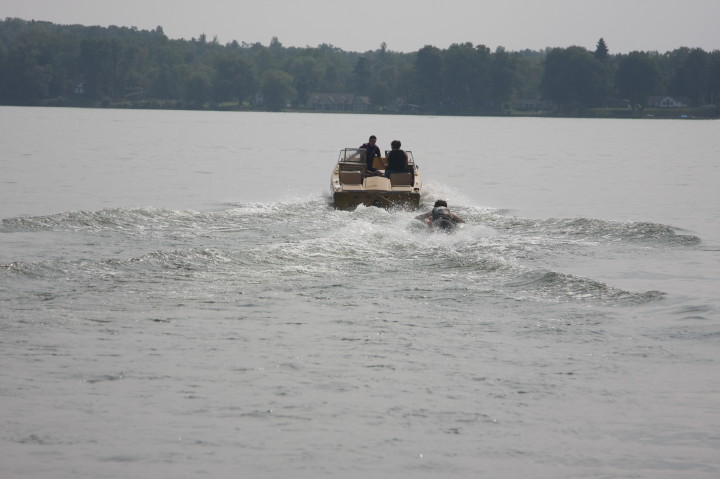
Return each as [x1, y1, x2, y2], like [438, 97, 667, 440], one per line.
[3, 0, 719, 54]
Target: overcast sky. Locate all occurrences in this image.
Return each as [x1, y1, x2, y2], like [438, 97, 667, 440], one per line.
[3, 0, 719, 54]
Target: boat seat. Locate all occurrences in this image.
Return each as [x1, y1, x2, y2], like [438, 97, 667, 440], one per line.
[339, 162, 366, 172]
[390, 172, 413, 186]
[339, 171, 364, 184]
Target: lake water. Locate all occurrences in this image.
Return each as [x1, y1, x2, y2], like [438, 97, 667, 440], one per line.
[1, 107, 719, 478]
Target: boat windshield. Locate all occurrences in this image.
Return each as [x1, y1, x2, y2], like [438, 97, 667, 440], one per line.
[337, 148, 416, 167]
[338, 148, 367, 164]
[406, 151, 415, 165]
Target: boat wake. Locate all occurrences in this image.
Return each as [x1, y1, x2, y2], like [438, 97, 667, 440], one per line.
[1, 194, 700, 311]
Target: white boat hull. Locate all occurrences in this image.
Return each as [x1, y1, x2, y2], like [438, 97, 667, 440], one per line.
[330, 148, 422, 209]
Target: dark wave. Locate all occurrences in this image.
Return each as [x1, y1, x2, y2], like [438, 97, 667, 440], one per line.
[1, 207, 204, 233]
[1, 247, 238, 280]
[467, 211, 701, 246]
[0, 201, 331, 234]
[0, 260, 67, 279]
[504, 270, 665, 306]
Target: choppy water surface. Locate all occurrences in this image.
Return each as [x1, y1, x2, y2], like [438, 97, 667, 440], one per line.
[1, 108, 719, 478]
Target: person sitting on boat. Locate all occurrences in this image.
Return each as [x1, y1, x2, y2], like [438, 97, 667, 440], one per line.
[384, 140, 410, 178]
[415, 200, 465, 231]
[360, 135, 382, 176]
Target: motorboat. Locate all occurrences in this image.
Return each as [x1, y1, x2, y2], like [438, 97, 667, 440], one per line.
[330, 148, 422, 209]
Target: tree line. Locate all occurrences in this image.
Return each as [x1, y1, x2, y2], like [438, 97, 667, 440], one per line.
[1, 18, 719, 116]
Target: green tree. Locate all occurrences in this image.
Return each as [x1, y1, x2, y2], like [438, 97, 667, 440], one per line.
[594, 38, 615, 101]
[212, 53, 256, 103]
[541, 46, 605, 111]
[150, 64, 182, 100]
[370, 64, 399, 108]
[0, 41, 53, 104]
[352, 56, 371, 95]
[594, 38, 609, 60]
[668, 48, 710, 105]
[182, 70, 212, 108]
[369, 81, 391, 109]
[442, 43, 481, 112]
[615, 51, 660, 109]
[490, 47, 519, 107]
[80, 38, 118, 100]
[287, 56, 321, 105]
[709, 50, 720, 106]
[412, 45, 443, 109]
[513, 50, 544, 100]
[261, 69, 296, 111]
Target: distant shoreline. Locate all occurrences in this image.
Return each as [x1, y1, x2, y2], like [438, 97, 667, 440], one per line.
[3, 19, 718, 121]
[12, 102, 716, 120]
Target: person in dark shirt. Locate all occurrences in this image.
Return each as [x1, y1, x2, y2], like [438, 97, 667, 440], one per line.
[360, 135, 382, 173]
[384, 139, 409, 177]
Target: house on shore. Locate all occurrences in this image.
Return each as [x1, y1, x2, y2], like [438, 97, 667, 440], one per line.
[307, 93, 370, 111]
[512, 98, 552, 111]
[647, 96, 690, 108]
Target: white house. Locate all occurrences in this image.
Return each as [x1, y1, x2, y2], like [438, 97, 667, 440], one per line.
[307, 93, 369, 111]
[647, 96, 689, 108]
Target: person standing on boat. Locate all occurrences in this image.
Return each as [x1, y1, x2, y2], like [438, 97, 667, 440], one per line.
[360, 135, 382, 174]
[415, 200, 465, 231]
[384, 139, 410, 178]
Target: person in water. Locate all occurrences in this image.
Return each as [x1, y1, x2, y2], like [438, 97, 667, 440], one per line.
[360, 135, 382, 175]
[415, 200, 465, 231]
[384, 139, 409, 178]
